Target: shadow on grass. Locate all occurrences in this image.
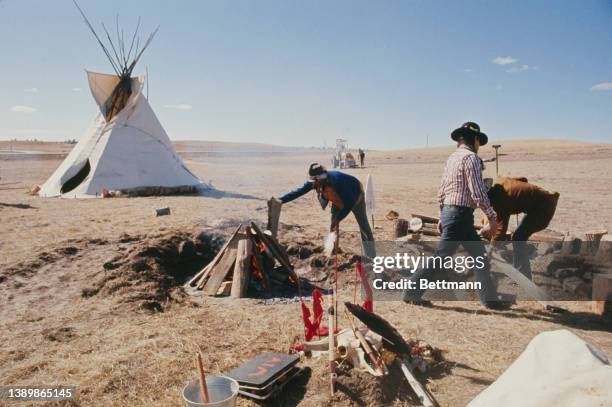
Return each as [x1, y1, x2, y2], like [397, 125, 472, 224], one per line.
[199, 188, 262, 201]
[428, 303, 611, 333]
[0, 202, 37, 209]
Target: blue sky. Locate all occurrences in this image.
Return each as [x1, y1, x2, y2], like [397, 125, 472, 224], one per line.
[0, 0, 611, 149]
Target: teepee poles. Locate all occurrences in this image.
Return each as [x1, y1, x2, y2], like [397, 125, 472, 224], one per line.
[72, 0, 159, 79]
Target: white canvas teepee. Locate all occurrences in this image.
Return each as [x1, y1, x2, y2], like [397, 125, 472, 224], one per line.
[39, 71, 201, 198]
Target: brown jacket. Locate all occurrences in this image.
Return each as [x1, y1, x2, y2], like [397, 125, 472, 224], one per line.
[488, 177, 560, 240]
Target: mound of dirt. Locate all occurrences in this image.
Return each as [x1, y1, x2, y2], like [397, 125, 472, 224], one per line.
[2, 238, 108, 280]
[332, 365, 419, 406]
[81, 230, 222, 311]
[42, 326, 76, 343]
[286, 238, 361, 281]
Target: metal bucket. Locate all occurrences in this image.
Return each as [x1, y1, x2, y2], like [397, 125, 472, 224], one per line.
[182, 376, 239, 407]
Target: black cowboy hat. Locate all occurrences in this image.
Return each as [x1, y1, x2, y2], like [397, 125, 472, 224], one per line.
[451, 122, 488, 146]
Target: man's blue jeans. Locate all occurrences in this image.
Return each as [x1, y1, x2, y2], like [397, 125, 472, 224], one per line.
[404, 205, 497, 304]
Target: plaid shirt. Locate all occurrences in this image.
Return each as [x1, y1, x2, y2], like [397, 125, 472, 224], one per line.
[438, 145, 497, 221]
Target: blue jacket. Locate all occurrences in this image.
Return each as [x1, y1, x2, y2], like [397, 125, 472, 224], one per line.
[279, 171, 362, 221]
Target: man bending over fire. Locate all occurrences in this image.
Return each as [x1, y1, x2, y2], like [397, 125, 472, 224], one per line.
[276, 163, 375, 258]
[481, 177, 560, 279]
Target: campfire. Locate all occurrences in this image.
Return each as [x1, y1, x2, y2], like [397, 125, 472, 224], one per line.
[187, 220, 300, 298]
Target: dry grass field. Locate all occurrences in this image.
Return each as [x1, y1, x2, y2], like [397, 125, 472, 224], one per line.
[1, 139, 611, 406]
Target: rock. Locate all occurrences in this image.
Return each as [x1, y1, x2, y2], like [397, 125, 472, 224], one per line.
[386, 210, 399, 221]
[554, 268, 579, 280]
[286, 244, 314, 259]
[592, 274, 612, 318]
[595, 235, 612, 263]
[546, 255, 585, 275]
[562, 277, 590, 298]
[154, 207, 171, 216]
[310, 255, 327, 268]
[285, 244, 299, 255]
[195, 231, 212, 245]
[537, 242, 554, 256]
[298, 247, 313, 259]
[560, 235, 581, 255]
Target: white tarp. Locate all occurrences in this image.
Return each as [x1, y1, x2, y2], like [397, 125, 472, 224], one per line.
[469, 329, 612, 407]
[39, 71, 200, 198]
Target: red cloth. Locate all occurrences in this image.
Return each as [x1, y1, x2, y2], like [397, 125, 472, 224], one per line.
[356, 261, 374, 313]
[301, 289, 325, 341]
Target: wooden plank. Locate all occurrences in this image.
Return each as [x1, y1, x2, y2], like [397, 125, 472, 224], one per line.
[195, 229, 245, 288]
[411, 213, 482, 230]
[414, 225, 440, 237]
[267, 197, 282, 238]
[231, 239, 252, 298]
[529, 229, 565, 242]
[203, 248, 237, 296]
[264, 230, 293, 266]
[216, 281, 232, 296]
[188, 224, 242, 287]
[410, 213, 439, 225]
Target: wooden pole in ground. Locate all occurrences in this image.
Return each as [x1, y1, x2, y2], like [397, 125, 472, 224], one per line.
[196, 352, 210, 403]
[328, 293, 336, 396]
[231, 239, 253, 298]
[267, 197, 282, 238]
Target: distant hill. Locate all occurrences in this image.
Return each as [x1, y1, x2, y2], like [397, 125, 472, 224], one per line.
[1, 138, 609, 159]
[173, 140, 332, 153]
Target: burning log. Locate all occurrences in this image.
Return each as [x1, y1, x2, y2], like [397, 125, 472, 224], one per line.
[247, 228, 271, 293]
[250, 222, 299, 286]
